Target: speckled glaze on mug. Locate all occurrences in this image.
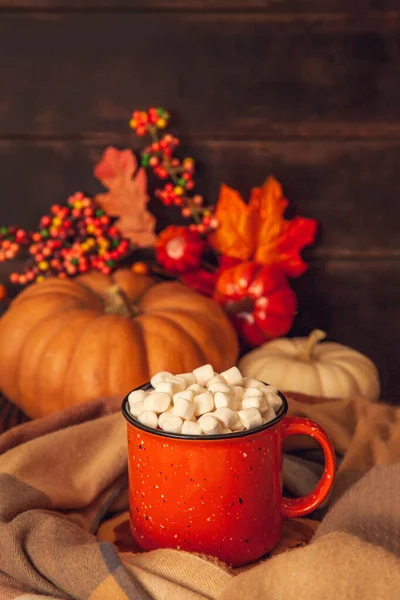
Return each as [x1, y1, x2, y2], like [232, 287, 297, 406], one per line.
[122, 384, 335, 567]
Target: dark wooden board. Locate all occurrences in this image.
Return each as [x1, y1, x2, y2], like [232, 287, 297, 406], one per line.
[0, 1, 398, 12]
[290, 259, 400, 404]
[1, 138, 399, 255]
[1, 12, 400, 138]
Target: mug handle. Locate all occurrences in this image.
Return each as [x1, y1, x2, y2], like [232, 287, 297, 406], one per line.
[281, 416, 336, 519]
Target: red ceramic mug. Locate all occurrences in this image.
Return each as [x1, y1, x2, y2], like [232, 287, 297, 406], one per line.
[122, 384, 335, 567]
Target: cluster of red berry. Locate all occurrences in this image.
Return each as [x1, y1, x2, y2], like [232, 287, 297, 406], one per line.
[5, 192, 131, 286]
[0, 227, 29, 262]
[129, 107, 218, 235]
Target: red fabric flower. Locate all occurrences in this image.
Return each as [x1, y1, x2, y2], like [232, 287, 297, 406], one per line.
[156, 226, 204, 273]
[214, 261, 297, 347]
[181, 269, 218, 297]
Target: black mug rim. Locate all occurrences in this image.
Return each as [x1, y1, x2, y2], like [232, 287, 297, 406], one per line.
[121, 381, 288, 441]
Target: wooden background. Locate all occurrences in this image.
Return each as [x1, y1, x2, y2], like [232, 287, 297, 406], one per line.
[0, 1, 399, 402]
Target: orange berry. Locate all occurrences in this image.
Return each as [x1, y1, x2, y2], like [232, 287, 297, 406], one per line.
[131, 262, 149, 275]
[0, 284, 7, 301]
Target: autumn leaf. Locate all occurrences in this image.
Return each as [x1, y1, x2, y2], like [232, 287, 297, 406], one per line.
[94, 147, 156, 247]
[208, 184, 259, 260]
[253, 177, 317, 277]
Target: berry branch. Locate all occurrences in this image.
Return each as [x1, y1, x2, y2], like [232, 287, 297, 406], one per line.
[130, 108, 218, 234]
[1, 193, 131, 286]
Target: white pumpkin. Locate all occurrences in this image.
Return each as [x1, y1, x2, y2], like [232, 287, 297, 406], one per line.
[239, 329, 380, 402]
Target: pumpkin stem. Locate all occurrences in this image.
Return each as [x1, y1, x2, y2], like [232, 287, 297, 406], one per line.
[299, 329, 327, 361]
[224, 296, 255, 316]
[105, 285, 141, 318]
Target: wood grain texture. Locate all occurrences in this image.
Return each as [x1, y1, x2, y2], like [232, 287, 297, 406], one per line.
[1, 1, 398, 12]
[1, 12, 400, 138]
[290, 259, 400, 404]
[0, 138, 399, 254]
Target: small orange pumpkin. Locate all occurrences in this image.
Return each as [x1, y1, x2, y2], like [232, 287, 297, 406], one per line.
[0, 270, 239, 418]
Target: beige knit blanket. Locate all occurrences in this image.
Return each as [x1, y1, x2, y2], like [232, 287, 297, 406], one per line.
[0, 392, 399, 599]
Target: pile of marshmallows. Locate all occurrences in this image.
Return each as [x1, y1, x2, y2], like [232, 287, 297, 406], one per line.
[127, 364, 282, 436]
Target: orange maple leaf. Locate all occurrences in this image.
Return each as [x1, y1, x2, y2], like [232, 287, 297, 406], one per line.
[210, 177, 317, 277]
[208, 184, 259, 260]
[94, 147, 156, 247]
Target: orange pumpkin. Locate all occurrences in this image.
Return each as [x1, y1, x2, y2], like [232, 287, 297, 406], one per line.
[0, 269, 239, 418]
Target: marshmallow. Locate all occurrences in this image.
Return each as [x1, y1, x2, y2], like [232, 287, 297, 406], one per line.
[129, 400, 145, 418]
[182, 420, 202, 436]
[159, 414, 183, 433]
[231, 416, 246, 431]
[165, 376, 187, 391]
[207, 382, 232, 395]
[193, 364, 215, 386]
[137, 410, 158, 429]
[243, 387, 264, 399]
[172, 397, 196, 420]
[173, 389, 194, 403]
[262, 404, 276, 423]
[187, 383, 207, 395]
[198, 415, 222, 435]
[233, 386, 245, 403]
[214, 391, 238, 411]
[213, 407, 237, 428]
[263, 384, 279, 394]
[176, 372, 196, 386]
[194, 391, 214, 416]
[265, 391, 282, 411]
[242, 377, 265, 390]
[155, 378, 184, 396]
[241, 395, 268, 412]
[206, 375, 226, 387]
[150, 371, 173, 387]
[158, 408, 173, 427]
[238, 408, 263, 429]
[220, 366, 243, 386]
[128, 389, 147, 408]
[221, 427, 232, 434]
[143, 392, 171, 414]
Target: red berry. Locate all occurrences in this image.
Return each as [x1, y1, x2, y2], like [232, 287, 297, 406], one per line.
[51, 204, 62, 215]
[15, 228, 26, 242]
[10, 273, 19, 283]
[32, 232, 42, 242]
[181, 208, 191, 218]
[136, 125, 146, 136]
[41, 216, 52, 228]
[186, 181, 195, 191]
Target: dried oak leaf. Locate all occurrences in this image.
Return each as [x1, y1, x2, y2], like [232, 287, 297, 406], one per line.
[94, 146, 156, 247]
[208, 184, 259, 260]
[252, 177, 318, 277]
